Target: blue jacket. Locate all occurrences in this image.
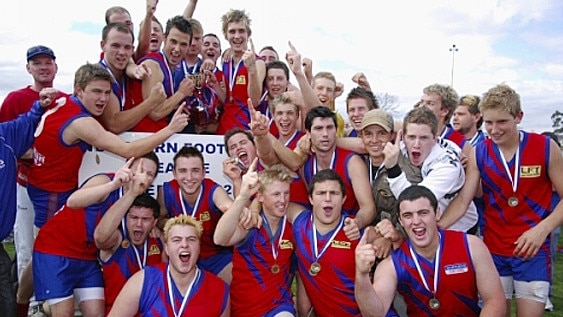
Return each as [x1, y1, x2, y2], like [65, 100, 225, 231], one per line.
[0, 100, 44, 240]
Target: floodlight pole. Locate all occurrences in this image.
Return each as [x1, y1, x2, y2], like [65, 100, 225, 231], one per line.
[449, 44, 459, 87]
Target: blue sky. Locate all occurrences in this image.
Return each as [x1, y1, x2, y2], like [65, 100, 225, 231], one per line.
[1, 0, 562, 133]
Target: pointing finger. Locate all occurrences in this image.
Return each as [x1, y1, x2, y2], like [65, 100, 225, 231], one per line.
[288, 40, 297, 52]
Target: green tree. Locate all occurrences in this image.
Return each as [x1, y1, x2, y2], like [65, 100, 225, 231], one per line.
[552, 110, 563, 142]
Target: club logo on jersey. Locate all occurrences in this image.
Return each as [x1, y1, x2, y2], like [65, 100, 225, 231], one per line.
[200, 211, 210, 222]
[331, 240, 351, 249]
[148, 244, 161, 256]
[520, 165, 541, 178]
[444, 263, 468, 275]
[236, 75, 246, 85]
[280, 240, 293, 250]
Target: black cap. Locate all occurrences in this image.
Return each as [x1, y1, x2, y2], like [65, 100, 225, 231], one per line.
[26, 45, 56, 61]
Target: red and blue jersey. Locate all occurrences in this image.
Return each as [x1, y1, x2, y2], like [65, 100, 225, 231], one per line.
[440, 124, 467, 150]
[123, 78, 167, 133]
[138, 263, 229, 317]
[102, 236, 163, 315]
[162, 178, 231, 260]
[303, 147, 359, 214]
[231, 215, 295, 317]
[216, 56, 260, 134]
[27, 95, 91, 193]
[475, 131, 552, 256]
[293, 211, 360, 316]
[392, 229, 479, 316]
[33, 175, 121, 260]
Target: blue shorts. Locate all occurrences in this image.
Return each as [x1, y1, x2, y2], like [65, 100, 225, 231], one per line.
[33, 252, 103, 301]
[198, 252, 233, 275]
[27, 185, 74, 228]
[492, 253, 551, 282]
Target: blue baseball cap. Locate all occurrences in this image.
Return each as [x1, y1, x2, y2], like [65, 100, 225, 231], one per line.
[26, 45, 56, 61]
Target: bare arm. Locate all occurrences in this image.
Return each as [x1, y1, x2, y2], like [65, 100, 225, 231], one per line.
[100, 82, 166, 134]
[214, 160, 259, 246]
[134, 0, 157, 61]
[271, 134, 309, 171]
[108, 270, 144, 317]
[437, 148, 480, 228]
[66, 174, 118, 209]
[243, 39, 266, 107]
[67, 106, 188, 159]
[348, 154, 376, 229]
[513, 138, 563, 259]
[156, 186, 169, 229]
[182, 0, 198, 19]
[336, 137, 367, 154]
[467, 235, 506, 316]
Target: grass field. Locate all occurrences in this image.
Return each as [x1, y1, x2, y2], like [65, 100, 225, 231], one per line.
[4, 235, 563, 316]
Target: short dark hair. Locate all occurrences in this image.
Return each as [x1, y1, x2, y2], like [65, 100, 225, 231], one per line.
[403, 106, 438, 136]
[266, 60, 290, 83]
[173, 146, 204, 168]
[165, 15, 193, 42]
[137, 151, 160, 177]
[397, 185, 438, 214]
[346, 87, 378, 112]
[223, 127, 254, 156]
[130, 192, 160, 218]
[308, 169, 346, 197]
[305, 106, 337, 131]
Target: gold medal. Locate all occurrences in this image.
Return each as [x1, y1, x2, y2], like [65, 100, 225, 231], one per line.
[121, 239, 130, 249]
[271, 264, 280, 274]
[429, 298, 440, 310]
[508, 196, 519, 207]
[309, 262, 321, 276]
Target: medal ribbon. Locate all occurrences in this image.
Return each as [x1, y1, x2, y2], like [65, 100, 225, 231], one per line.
[179, 186, 203, 218]
[408, 233, 442, 299]
[311, 214, 344, 262]
[261, 214, 287, 262]
[498, 132, 522, 195]
[100, 59, 126, 110]
[312, 151, 336, 175]
[167, 265, 200, 317]
[368, 158, 385, 186]
[228, 57, 243, 95]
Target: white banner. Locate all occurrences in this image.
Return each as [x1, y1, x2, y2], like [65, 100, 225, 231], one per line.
[79, 132, 234, 197]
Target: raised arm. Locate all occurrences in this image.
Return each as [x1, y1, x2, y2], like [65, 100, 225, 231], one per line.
[214, 159, 260, 246]
[347, 154, 376, 229]
[134, 0, 158, 60]
[355, 227, 398, 317]
[182, 0, 198, 19]
[66, 159, 133, 209]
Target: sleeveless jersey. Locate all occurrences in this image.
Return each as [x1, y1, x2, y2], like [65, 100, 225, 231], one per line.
[293, 211, 361, 316]
[216, 56, 260, 134]
[392, 229, 479, 316]
[303, 147, 359, 214]
[102, 236, 164, 315]
[475, 132, 552, 256]
[440, 124, 467, 150]
[28, 95, 91, 192]
[33, 176, 121, 260]
[162, 178, 231, 260]
[231, 215, 295, 317]
[139, 263, 229, 317]
[0, 87, 67, 186]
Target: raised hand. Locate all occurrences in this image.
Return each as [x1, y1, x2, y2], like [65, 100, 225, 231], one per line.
[167, 102, 190, 132]
[248, 98, 269, 136]
[131, 158, 150, 195]
[239, 157, 260, 198]
[286, 41, 304, 75]
[351, 72, 371, 90]
[355, 226, 378, 275]
[113, 157, 135, 187]
[177, 76, 195, 98]
[343, 217, 360, 241]
[383, 129, 402, 168]
[242, 38, 257, 70]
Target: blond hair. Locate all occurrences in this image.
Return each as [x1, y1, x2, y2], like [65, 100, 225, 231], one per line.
[163, 215, 203, 242]
[479, 84, 521, 117]
[258, 164, 293, 193]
